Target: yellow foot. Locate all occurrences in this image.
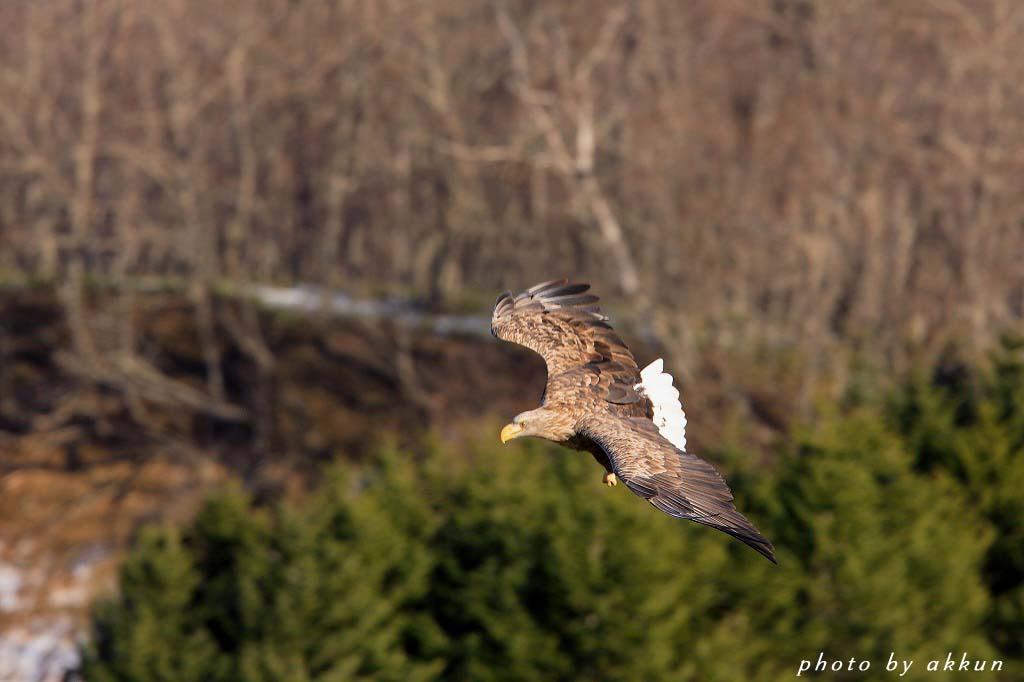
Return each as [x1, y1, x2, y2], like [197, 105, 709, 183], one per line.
[602, 472, 618, 487]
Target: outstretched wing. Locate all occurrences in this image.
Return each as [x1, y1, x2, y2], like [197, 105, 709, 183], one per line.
[491, 280, 641, 402]
[579, 412, 777, 563]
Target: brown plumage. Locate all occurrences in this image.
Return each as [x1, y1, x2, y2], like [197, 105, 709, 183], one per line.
[492, 279, 776, 563]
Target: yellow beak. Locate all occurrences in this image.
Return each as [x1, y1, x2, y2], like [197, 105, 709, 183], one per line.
[500, 423, 524, 444]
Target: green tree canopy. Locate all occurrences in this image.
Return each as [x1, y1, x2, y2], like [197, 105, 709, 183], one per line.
[82, 342, 1024, 681]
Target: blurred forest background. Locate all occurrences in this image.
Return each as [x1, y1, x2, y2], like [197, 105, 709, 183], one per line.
[0, 0, 1023, 680]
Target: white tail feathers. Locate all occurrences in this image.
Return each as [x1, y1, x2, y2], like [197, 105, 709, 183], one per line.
[635, 358, 688, 450]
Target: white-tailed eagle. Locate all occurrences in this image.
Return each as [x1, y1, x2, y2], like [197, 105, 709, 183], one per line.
[493, 279, 776, 563]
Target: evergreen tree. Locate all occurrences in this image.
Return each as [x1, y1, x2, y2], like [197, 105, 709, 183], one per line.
[82, 482, 440, 682]
[766, 411, 996, 680]
[416, 439, 755, 682]
[83, 527, 229, 682]
[888, 336, 1024, 660]
[82, 351, 1022, 682]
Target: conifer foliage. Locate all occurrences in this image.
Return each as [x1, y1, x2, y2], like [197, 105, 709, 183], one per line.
[82, 341, 1024, 681]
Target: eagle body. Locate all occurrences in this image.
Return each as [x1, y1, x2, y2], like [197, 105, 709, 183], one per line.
[546, 370, 647, 473]
[493, 280, 776, 563]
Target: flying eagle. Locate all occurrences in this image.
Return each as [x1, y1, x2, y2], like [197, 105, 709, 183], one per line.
[493, 280, 776, 563]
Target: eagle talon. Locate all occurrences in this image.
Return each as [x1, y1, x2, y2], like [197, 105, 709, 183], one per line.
[602, 472, 618, 487]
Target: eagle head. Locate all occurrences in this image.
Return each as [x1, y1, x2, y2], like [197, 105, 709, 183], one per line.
[500, 407, 575, 444]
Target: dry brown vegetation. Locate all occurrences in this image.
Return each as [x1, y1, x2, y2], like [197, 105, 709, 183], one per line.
[2, 0, 1023, 370]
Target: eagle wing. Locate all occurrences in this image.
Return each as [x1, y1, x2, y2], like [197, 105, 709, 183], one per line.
[579, 412, 777, 563]
[491, 280, 642, 403]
